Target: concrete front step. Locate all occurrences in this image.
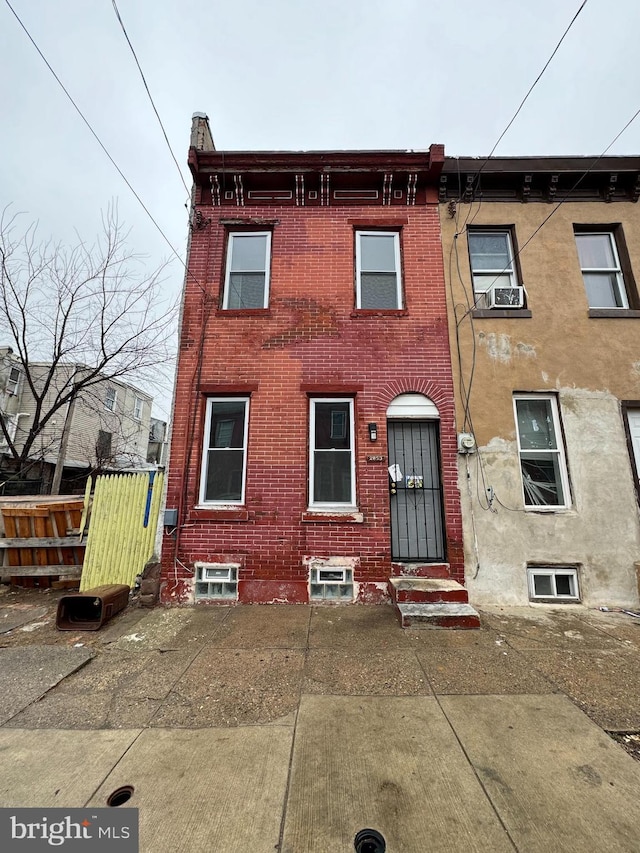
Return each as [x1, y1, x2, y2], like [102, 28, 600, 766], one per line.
[389, 577, 469, 604]
[396, 602, 481, 630]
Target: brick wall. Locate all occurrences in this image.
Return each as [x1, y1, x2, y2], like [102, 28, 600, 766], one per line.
[161, 201, 462, 603]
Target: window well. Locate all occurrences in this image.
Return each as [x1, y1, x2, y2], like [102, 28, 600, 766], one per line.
[527, 566, 580, 602]
[310, 566, 353, 601]
[195, 563, 239, 600]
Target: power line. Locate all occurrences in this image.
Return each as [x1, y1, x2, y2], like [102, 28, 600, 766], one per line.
[484, 0, 589, 166]
[110, 0, 191, 200]
[3, 0, 205, 294]
[456, 102, 640, 326]
[460, 0, 589, 231]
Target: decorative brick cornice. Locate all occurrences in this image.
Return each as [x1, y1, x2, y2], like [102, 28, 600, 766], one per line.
[189, 147, 445, 208]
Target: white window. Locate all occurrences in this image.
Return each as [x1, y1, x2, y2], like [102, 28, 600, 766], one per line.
[574, 231, 629, 308]
[199, 397, 249, 504]
[355, 231, 402, 309]
[309, 399, 355, 507]
[6, 367, 21, 396]
[527, 566, 579, 601]
[514, 395, 570, 509]
[468, 229, 516, 303]
[105, 387, 117, 412]
[223, 232, 271, 309]
[133, 397, 144, 421]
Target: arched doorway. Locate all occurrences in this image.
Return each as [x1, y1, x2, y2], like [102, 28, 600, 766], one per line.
[386, 394, 445, 561]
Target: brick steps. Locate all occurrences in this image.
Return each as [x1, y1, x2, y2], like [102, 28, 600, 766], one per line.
[389, 577, 469, 603]
[390, 563, 451, 579]
[389, 577, 480, 629]
[396, 601, 481, 629]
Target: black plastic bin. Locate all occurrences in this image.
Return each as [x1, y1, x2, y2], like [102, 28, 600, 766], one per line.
[56, 584, 130, 631]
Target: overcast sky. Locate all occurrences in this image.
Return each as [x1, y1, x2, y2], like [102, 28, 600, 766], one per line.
[1, 0, 639, 417]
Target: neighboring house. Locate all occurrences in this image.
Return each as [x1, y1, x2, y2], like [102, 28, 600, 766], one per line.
[161, 114, 467, 607]
[0, 353, 155, 494]
[439, 156, 640, 608]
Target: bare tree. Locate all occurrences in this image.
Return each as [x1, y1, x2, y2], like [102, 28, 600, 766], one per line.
[0, 205, 176, 484]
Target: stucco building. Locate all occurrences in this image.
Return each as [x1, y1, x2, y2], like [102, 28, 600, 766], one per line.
[161, 115, 479, 623]
[439, 155, 640, 608]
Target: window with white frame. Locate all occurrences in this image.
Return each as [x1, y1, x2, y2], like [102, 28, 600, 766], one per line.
[222, 232, 271, 309]
[527, 566, 579, 601]
[467, 229, 517, 304]
[355, 231, 402, 309]
[309, 399, 355, 507]
[6, 367, 21, 396]
[133, 396, 144, 421]
[104, 387, 117, 412]
[199, 397, 249, 504]
[574, 230, 629, 308]
[514, 395, 570, 509]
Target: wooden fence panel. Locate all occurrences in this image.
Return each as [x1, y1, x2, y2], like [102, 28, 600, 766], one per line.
[79, 471, 164, 591]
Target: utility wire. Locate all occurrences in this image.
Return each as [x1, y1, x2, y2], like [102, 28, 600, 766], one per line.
[110, 0, 191, 200]
[3, 0, 206, 295]
[483, 0, 589, 167]
[456, 101, 640, 326]
[459, 0, 589, 232]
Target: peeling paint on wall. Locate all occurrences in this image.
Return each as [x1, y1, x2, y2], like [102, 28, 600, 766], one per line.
[477, 332, 536, 363]
[478, 332, 512, 363]
[515, 342, 536, 358]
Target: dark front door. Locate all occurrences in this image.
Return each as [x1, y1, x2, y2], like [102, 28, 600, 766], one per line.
[387, 420, 445, 561]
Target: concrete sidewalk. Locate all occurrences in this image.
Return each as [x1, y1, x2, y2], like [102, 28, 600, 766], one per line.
[1, 590, 640, 850]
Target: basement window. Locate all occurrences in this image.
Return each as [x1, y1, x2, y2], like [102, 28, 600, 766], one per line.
[309, 566, 353, 601]
[195, 562, 239, 600]
[527, 566, 580, 602]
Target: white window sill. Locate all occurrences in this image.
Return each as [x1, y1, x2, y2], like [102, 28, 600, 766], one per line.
[523, 505, 572, 513]
[303, 508, 363, 523]
[194, 504, 244, 511]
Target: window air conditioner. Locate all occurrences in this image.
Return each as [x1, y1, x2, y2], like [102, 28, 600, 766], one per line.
[486, 285, 524, 309]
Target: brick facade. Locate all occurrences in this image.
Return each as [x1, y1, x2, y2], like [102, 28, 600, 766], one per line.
[161, 133, 463, 604]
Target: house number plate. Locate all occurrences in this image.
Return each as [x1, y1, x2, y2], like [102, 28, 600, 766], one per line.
[367, 455, 386, 462]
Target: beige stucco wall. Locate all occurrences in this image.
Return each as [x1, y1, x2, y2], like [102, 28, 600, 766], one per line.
[441, 199, 640, 607]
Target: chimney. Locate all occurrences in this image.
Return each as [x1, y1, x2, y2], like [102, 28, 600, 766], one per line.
[190, 112, 215, 152]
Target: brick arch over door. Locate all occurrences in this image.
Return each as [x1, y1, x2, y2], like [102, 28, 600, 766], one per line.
[373, 378, 463, 579]
[371, 379, 455, 425]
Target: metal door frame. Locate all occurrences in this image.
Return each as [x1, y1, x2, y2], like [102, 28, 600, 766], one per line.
[387, 418, 446, 562]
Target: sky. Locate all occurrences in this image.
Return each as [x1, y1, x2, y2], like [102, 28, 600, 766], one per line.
[1, 0, 640, 419]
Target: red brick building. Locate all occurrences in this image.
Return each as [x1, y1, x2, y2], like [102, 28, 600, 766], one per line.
[161, 115, 475, 620]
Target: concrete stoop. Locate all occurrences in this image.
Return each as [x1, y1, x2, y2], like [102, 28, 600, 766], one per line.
[389, 577, 481, 629]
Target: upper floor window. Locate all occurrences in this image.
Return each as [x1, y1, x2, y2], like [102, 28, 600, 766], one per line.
[468, 228, 524, 308]
[355, 231, 402, 309]
[134, 396, 144, 421]
[514, 395, 570, 510]
[574, 229, 629, 309]
[309, 398, 356, 507]
[104, 387, 117, 412]
[199, 397, 249, 504]
[6, 367, 21, 396]
[223, 232, 271, 310]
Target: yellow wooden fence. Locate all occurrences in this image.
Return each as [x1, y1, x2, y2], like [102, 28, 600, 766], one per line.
[80, 471, 164, 591]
